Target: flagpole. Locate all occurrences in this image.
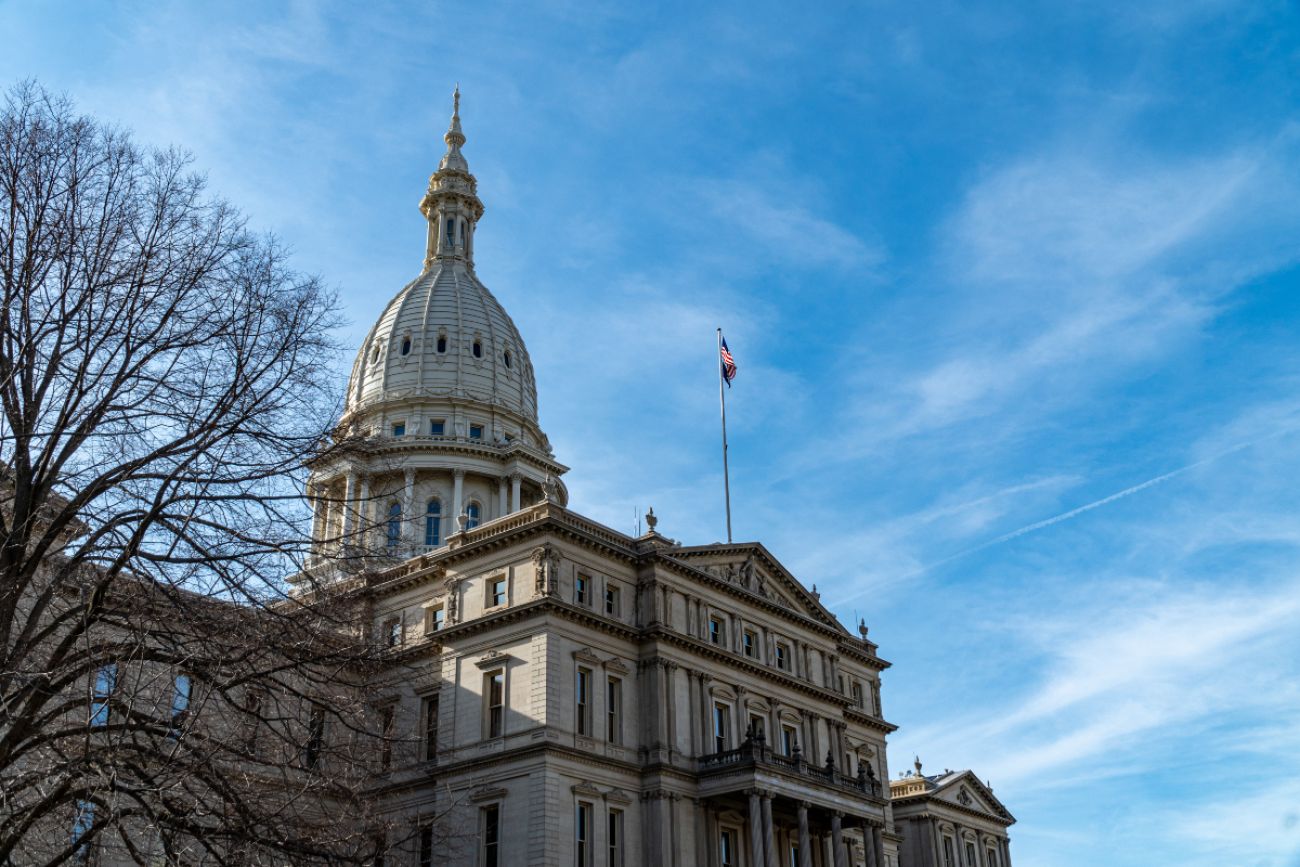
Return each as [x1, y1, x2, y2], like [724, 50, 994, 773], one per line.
[717, 327, 733, 543]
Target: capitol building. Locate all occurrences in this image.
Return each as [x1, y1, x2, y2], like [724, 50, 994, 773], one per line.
[299, 92, 1016, 867]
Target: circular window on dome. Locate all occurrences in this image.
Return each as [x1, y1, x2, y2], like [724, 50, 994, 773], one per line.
[504, 350, 512, 369]
[472, 340, 482, 359]
[400, 336, 412, 356]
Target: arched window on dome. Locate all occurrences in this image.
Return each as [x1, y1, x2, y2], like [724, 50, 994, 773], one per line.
[472, 339, 482, 359]
[436, 332, 447, 354]
[445, 215, 455, 248]
[425, 500, 442, 547]
[400, 336, 411, 356]
[385, 503, 402, 548]
[465, 501, 481, 530]
[503, 350, 512, 369]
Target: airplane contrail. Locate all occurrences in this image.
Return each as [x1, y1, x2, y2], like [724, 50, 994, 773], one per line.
[829, 427, 1296, 608]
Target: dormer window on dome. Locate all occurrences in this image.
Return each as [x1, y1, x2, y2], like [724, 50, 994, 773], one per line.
[436, 331, 447, 353]
[504, 350, 512, 369]
[472, 339, 482, 358]
[400, 336, 412, 356]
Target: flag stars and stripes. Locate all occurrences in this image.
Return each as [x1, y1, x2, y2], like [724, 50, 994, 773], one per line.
[720, 337, 738, 386]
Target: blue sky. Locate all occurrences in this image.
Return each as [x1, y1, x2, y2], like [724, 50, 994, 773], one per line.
[6, 1, 1300, 863]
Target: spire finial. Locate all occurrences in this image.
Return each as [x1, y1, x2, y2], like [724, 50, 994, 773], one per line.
[440, 86, 468, 171]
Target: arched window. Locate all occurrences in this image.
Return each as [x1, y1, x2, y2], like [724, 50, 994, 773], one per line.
[472, 339, 482, 359]
[425, 500, 442, 547]
[400, 336, 411, 356]
[445, 216, 455, 247]
[386, 502, 401, 547]
[436, 333, 447, 353]
[466, 501, 481, 530]
[504, 350, 512, 369]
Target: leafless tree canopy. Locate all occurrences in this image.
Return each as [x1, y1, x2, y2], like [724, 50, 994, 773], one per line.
[0, 82, 387, 865]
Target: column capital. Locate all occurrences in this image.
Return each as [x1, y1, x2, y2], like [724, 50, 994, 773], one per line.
[509, 471, 522, 482]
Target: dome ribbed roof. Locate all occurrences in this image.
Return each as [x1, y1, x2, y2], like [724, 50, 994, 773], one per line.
[344, 260, 538, 424]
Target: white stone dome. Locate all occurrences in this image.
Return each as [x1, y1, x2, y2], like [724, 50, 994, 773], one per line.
[344, 264, 539, 426]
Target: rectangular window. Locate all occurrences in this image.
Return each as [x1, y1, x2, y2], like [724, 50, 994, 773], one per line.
[242, 688, 264, 753]
[419, 825, 434, 867]
[489, 577, 507, 607]
[482, 805, 500, 867]
[384, 617, 401, 647]
[607, 677, 622, 744]
[71, 799, 95, 864]
[608, 809, 623, 867]
[576, 802, 591, 867]
[965, 841, 978, 867]
[304, 704, 325, 770]
[469, 423, 484, 440]
[379, 705, 395, 770]
[775, 642, 790, 671]
[426, 605, 445, 633]
[604, 585, 619, 615]
[90, 662, 116, 727]
[742, 629, 756, 658]
[576, 667, 592, 736]
[423, 695, 439, 760]
[430, 419, 445, 435]
[790, 845, 800, 867]
[942, 836, 955, 867]
[781, 724, 797, 756]
[392, 422, 406, 437]
[485, 671, 504, 738]
[851, 681, 864, 708]
[713, 702, 729, 753]
[575, 574, 590, 606]
[171, 672, 192, 727]
[987, 848, 999, 867]
[749, 713, 766, 742]
[708, 616, 725, 646]
[719, 829, 736, 867]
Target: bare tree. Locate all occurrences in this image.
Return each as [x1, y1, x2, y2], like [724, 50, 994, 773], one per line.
[0, 81, 391, 865]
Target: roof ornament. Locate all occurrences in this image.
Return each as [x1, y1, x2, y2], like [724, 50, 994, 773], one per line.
[858, 618, 869, 640]
[914, 755, 924, 776]
[645, 507, 658, 532]
[440, 85, 468, 172]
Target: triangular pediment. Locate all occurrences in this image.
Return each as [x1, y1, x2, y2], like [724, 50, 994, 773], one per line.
[932, 773, 1015, 824]
[667, 544, 841, 630]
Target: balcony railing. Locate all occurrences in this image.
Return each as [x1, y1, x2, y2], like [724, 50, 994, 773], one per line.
[698, 730, 884, 800]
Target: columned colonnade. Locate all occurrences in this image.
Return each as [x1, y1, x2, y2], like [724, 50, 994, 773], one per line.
[740, 789, 886, 867]
[308, 466, 529, 552]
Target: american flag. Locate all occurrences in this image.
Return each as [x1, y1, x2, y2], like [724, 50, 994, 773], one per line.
[720, 336, 738, 387]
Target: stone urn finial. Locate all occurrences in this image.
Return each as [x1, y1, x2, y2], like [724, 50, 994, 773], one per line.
[858, 618, 869, 640]
[645, 507, 657, 532]
[914, 755, 923, 776]
[457, 513, 469, 532]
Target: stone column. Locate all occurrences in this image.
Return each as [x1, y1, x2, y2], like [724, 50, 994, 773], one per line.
[761, 793, 777, 867]
[748, 791, 764, 867]
[452, 469, 464, 528]
[497, 476, 507, 517]
[403, 468, 415, 543]
[341, 472, 358, 538]
[831, 813, 846, 867]
[797, 802, 812, 867]
[509, 472, 522, 513]
[865, 824, 881, 867]
[1002, 837, 1012, 867]
[356, 475, 371, 544]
